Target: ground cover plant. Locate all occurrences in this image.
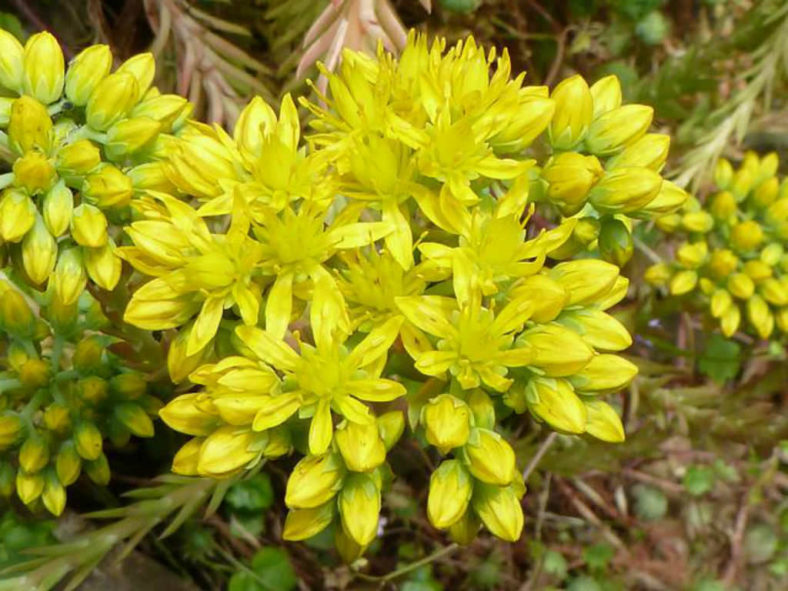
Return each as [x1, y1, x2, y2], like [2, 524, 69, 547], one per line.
[0, 1, 787, 589]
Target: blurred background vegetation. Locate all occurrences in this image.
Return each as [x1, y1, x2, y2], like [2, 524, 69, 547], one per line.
[0, 0, 787, 589]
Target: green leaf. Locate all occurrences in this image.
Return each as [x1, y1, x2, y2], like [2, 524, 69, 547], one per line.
[744, 524, 778, 564]
[568, 575, 603, 591]
[543, 549, 569, 579]
[683, 465, 715, 496]
[582, 544, 615, 572]
[632, 485, 668, 521]
[225, 474, 274, 512]
[698, 334, 741, 383]
[228, 547, 297, 591]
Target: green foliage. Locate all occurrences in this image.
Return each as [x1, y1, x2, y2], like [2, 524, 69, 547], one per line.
[228, 547, 297, 591]
[683, 465, 716, 496]
[698, 335, 742, 383]
[632, 484, 668, 521]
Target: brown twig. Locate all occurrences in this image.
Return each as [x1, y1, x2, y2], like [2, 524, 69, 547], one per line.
[555, 478, 629, 554]
[522, 432, 558, 483]
[722, 493, 749, 586]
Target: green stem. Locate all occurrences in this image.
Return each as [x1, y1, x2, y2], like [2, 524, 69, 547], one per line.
[51, 334, 65, 373]
[359, 543, 459, 583]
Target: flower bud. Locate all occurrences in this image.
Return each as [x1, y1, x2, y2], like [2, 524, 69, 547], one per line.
[730, 167, 752, 200]
[760, 278, 788, 307]
[196, 425, 259, 477]
[526, 377, 587, 434]
[0, 29, 24, 92]
[549, 75, 593, 149]
[0, 286, 35, 339]
[21, 215, 57, 285]
[0, 189, 35, 242]
[655, 213, 681, 233]
[518, 323, 594, 377]
[639, 180, 688, 215]
[105, 117, 162, 159]
[708, 249, 739, 279]
[81, 165, 134, 208]
[64, 44, 113, 106]
[16, 470, 45, 505]
[53, 140, 101, 189]
[588, 167, 662, 214]
[463, 428, 516, 486]
[73, 335, 104, 372]
[19, 358, 50, 388]
[74, 421, 103, 461]
[43, 403, 71, 433]
[721, 304, 741, 337]
[12, 151, 56, 194]
[160, 393, 219, 435]
[570, 354, 638, 393]
[708, 190, 736, 220]
[746, 295, 773, 339]
[669, 270, 697, 295]
[585, 105, 653, 155]
[598, 217, 634, 266]
[110, 373, 147, 400]
[70, 203, 108, 247]
[752, 176, 779, 208]
[730, 220, 763, 252]
[728, 273, 754, 300]
[510, 275, 568, 323]
[285, 453, 345, 509]
[335, 527, 365, 564]
[676, 241, 708, 269]
[335, 420, 386, 472]
[761, 243, 784, 266]
[681, 211, 714, 233]
[710, 289, 733, 318]
[131, 94, 193, 132]
[0, 413, 24, 450]
[86, 72, 140, 131]
[489, 92, 554, 150]
[42, 474, 66, 516]
[339, 473, 381, 546]
[127, 162, 177, 192]
[714, 158, 733, 190]
[85, 453, 111, 485]
[7, 95, 52, 155]
[51, 247, 87, 305]
[471, 482, 524, 542]
[549, 259, 620, 306]
[171, 437, 203, 476]
[776, 308, 788, 333]
[467, 390, 495, 430]
[0, 463, 15, 497]
[541, 152, 602, 216]
[644, 263, 671, 287]
[583, 400, 625, 442]
[744, 260, 771, 283]
[559, 308, 632, 352]
[607, 133, 670, 171]
[447, 508, 481, 545]
[421, 394, 472, 453]
[116, 53, 156, 96]
[115, 402, 155, 438]
[590, 75, 622, 118]
[376, 411, 405, 451]
[427, 460, 473, 529]
[23, 32, 65, 104]
[283, 502, 336, 541]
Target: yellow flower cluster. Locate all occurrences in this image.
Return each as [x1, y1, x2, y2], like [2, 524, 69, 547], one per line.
[0, 280, 159, 515]
[646, 153, 788, 339]
[0, 30, 191, 303]
[140, 34, 652, 551]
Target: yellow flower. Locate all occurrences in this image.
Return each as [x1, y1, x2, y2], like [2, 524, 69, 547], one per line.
[427, 459, 473, 529]
[338, 473, 381, 546]
[471, 482, 524, 542]
[421, 394, 472, 454]
[396, 295, 535, 392]
[235, 316, 405, 455]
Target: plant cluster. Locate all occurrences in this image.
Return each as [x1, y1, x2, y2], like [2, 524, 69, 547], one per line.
[117, 34, 687, 555]
[647, 152, 788, 340]
[0, 30, 191, 302]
